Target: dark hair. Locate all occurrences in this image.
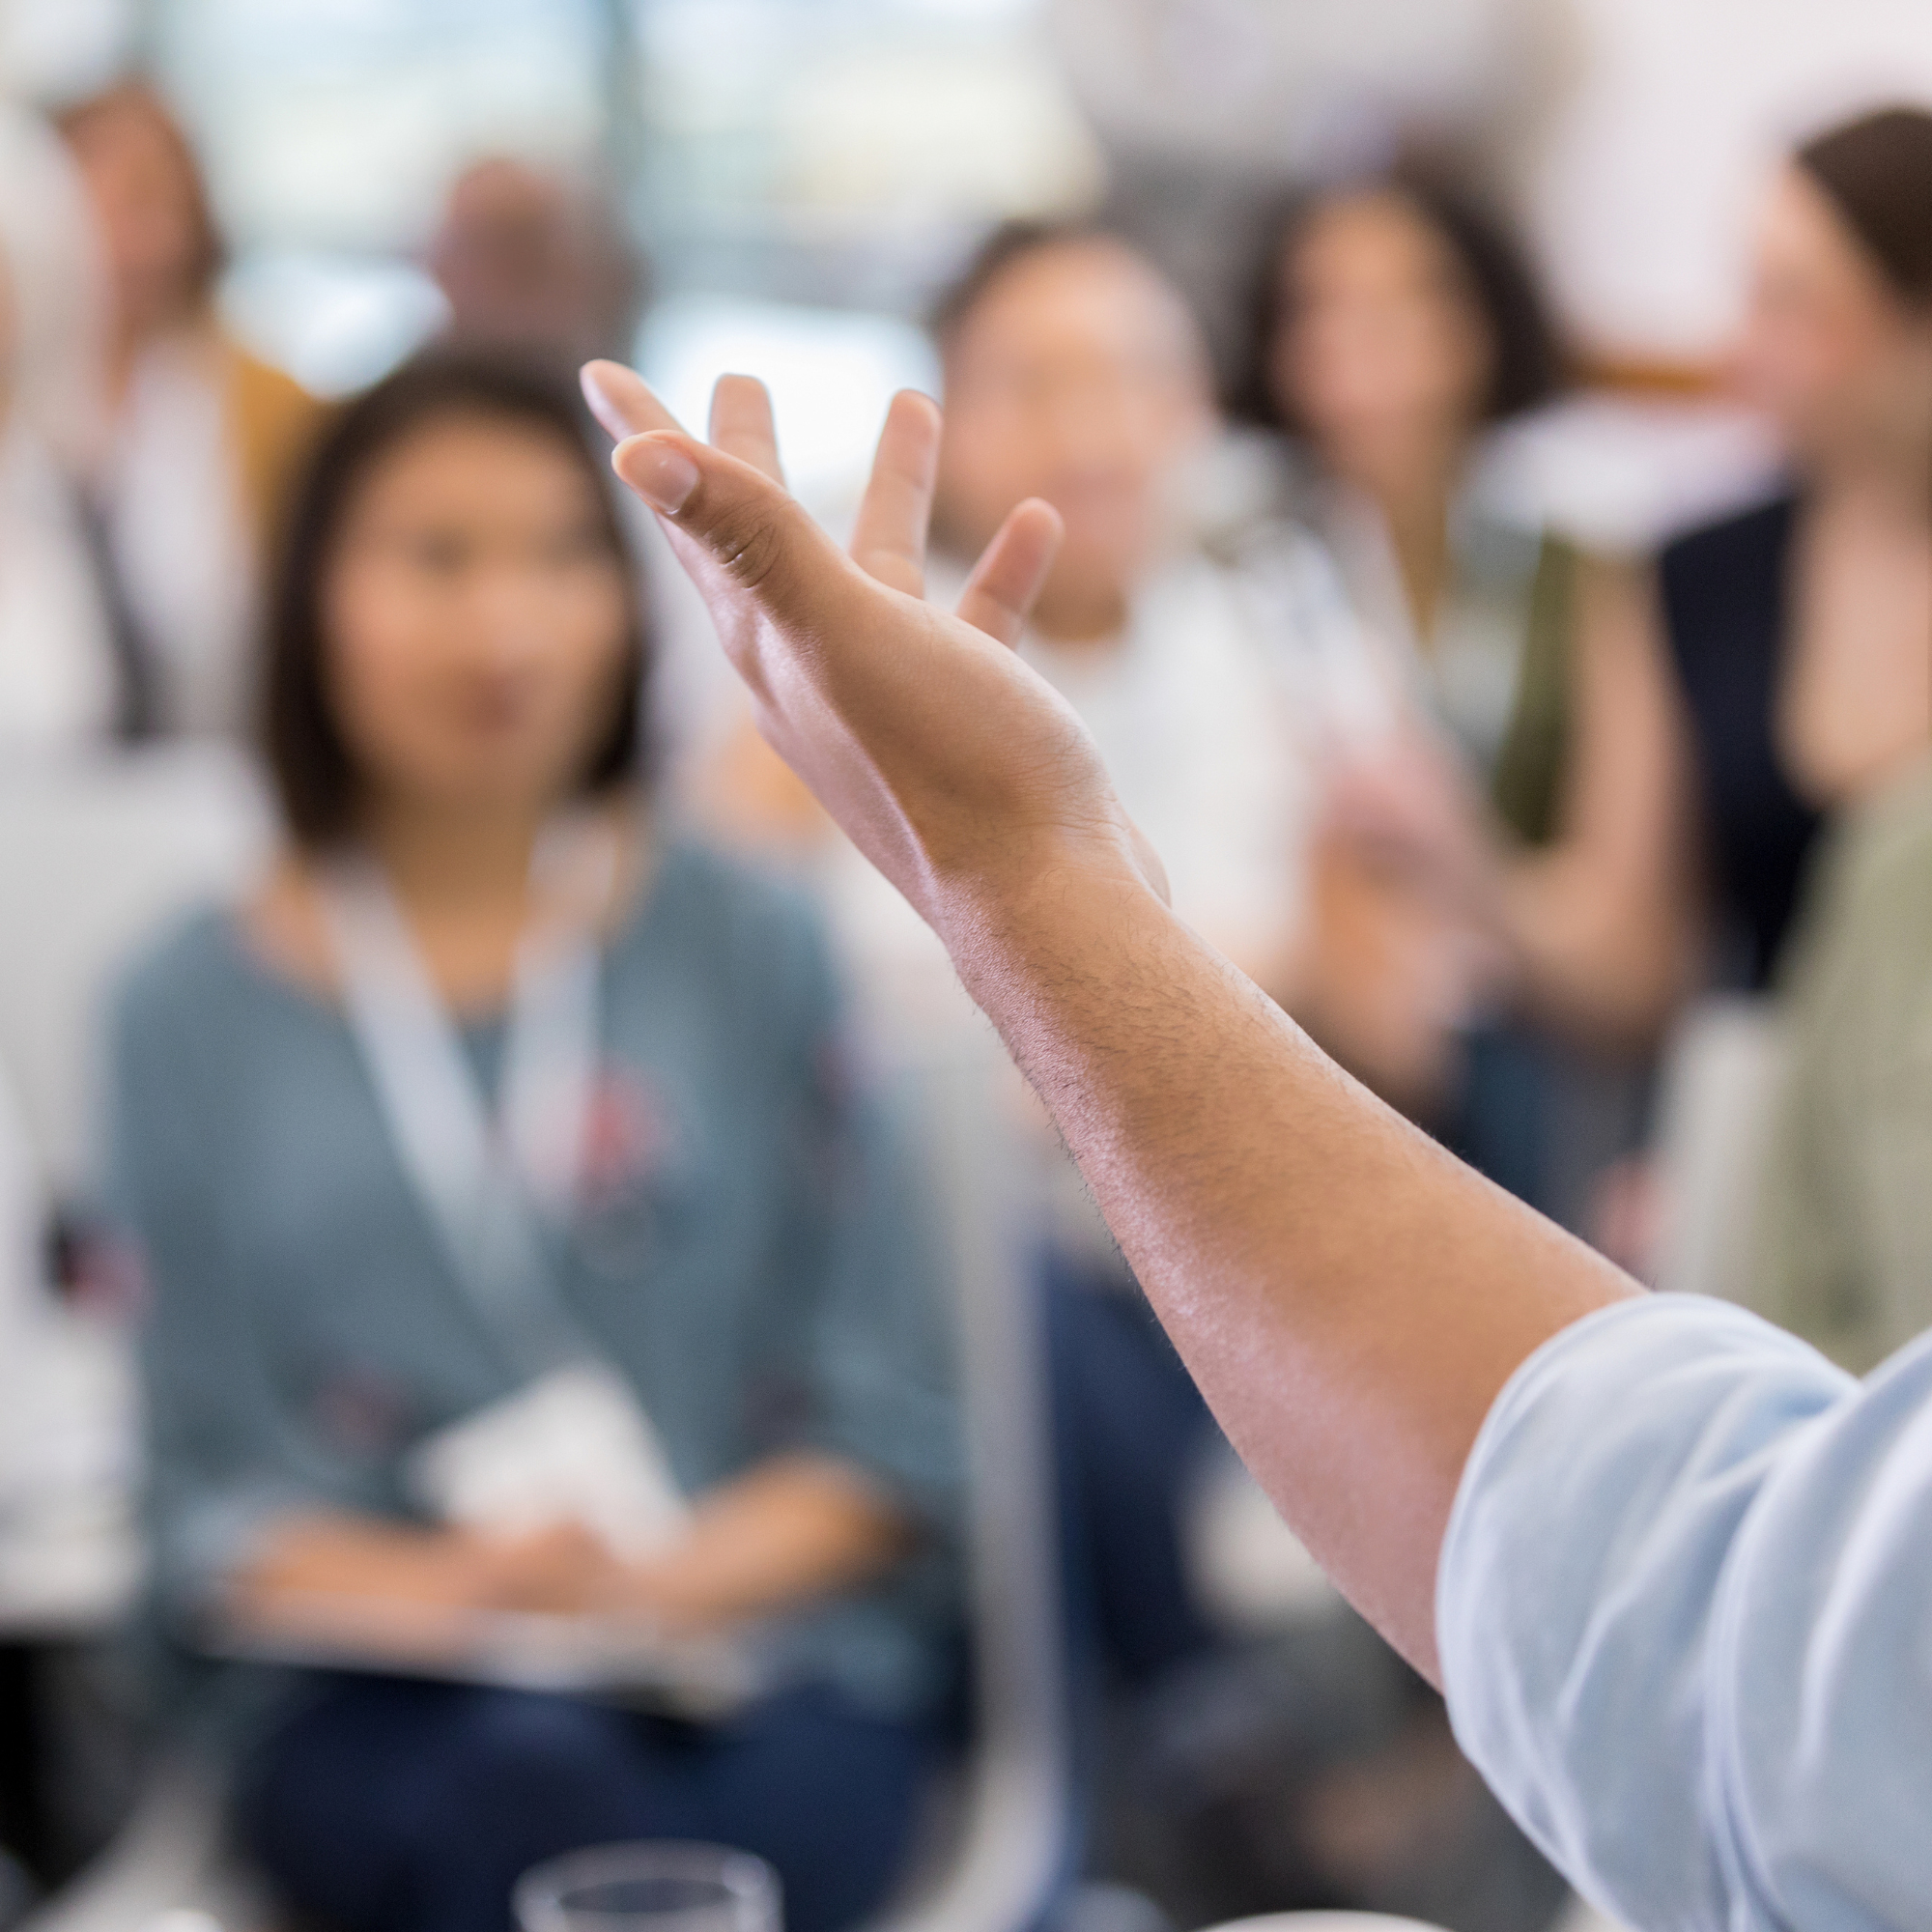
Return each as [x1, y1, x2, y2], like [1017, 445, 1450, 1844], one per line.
[930, 216, 1143, 350]
[1796, 105, 1932, 308]
[263, 351, 648, 847]
[1227, 170, 1566, 429]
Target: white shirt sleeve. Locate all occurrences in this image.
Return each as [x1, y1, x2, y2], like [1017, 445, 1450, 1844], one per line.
[1437, 1292, 1932, 1932]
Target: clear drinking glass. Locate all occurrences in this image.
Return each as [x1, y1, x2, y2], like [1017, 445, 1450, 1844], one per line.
[515, 1843, 781, 1932]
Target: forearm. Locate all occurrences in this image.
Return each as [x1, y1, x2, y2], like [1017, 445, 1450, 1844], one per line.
[222, 1511, 518, 1663]
[637, 1455, 912, 1633]
[232, 1513, 489, 1613]
[952, 851, 1638, 1679]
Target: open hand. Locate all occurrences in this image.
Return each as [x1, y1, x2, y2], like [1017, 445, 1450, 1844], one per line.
[579, 363, 1170, 941]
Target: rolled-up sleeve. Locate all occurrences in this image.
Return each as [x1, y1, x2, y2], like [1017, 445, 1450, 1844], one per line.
[1439, 1293, 1932, 1932]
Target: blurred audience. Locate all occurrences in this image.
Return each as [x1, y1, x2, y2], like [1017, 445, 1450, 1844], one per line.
[1668, 107, 1932, 975]
[1239, 113, 1932, 1248]
[57, 82, 322, 739]
[109, 354, 959, 1932]
[1522, 106, 1930, 1027]
[926, 222, 1382, 999]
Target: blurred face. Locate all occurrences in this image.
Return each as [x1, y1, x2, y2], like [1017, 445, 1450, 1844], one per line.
[1734, 166, 1932, 466]
[322, 414, 633, 823]
[1271, 191, 1494, 473]
[65, 97, 209, 340]
[937, 241, 1212, 632]
[431, 161, 626, 364]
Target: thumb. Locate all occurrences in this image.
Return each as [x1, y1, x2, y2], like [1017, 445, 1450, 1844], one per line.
[611, 430, 846, 631]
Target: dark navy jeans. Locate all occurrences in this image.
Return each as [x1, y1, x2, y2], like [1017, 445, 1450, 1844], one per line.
[236, 1675, 937, 1932]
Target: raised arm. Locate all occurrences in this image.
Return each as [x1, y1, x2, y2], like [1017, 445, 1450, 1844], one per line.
[580, 364, 1636, 1681]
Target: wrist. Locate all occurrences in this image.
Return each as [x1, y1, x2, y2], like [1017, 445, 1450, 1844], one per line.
[929, 824, 1164, 968]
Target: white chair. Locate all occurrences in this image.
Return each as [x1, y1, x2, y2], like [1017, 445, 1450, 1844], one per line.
[876, 1039, 1076, 1932]
[0, 746, 270, 1644]
[1649, 993, 1789, 1308]
[0, 744, 272, 1201]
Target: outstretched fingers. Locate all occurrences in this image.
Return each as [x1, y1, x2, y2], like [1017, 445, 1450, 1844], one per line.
[955, 497, 1064, 647]
[848, 390, 943, 599]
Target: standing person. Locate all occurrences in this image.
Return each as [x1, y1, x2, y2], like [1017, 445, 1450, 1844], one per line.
[111, 355, 959, 1932]
[582, 350, 1932, 1932]
[58, 81, 322, 739]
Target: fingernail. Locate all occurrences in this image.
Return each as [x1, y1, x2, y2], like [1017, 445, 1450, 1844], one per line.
[614, 436, 699, 514]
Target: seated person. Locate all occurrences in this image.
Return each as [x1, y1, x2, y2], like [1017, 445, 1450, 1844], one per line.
[1232, 169, 1574, 832]
[1229, 172, 1597, 1210]
[107, 354, 960, 1932]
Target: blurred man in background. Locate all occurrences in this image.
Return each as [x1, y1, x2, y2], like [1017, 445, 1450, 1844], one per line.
[428, 157, 645, 374]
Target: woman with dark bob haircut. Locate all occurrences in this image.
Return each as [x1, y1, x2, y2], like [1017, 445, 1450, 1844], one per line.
[108, 351, 962, 1932]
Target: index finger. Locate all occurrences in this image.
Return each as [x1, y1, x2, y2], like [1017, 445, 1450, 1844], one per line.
[580, 360, 685, 443]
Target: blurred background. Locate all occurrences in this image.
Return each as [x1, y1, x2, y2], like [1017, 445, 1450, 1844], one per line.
[0, 3, 1929, 1932]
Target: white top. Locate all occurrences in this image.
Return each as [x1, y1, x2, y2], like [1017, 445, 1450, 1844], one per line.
[1440, 1292, 1932, 1932]
[102, 333, 256, 737]
[1022, 544, 1386, 980]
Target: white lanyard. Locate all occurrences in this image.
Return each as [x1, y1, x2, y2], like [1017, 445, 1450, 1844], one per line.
[318, 820, 616, 1377]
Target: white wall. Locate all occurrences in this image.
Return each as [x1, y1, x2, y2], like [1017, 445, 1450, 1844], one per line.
[1531, 0, 1932, 357]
